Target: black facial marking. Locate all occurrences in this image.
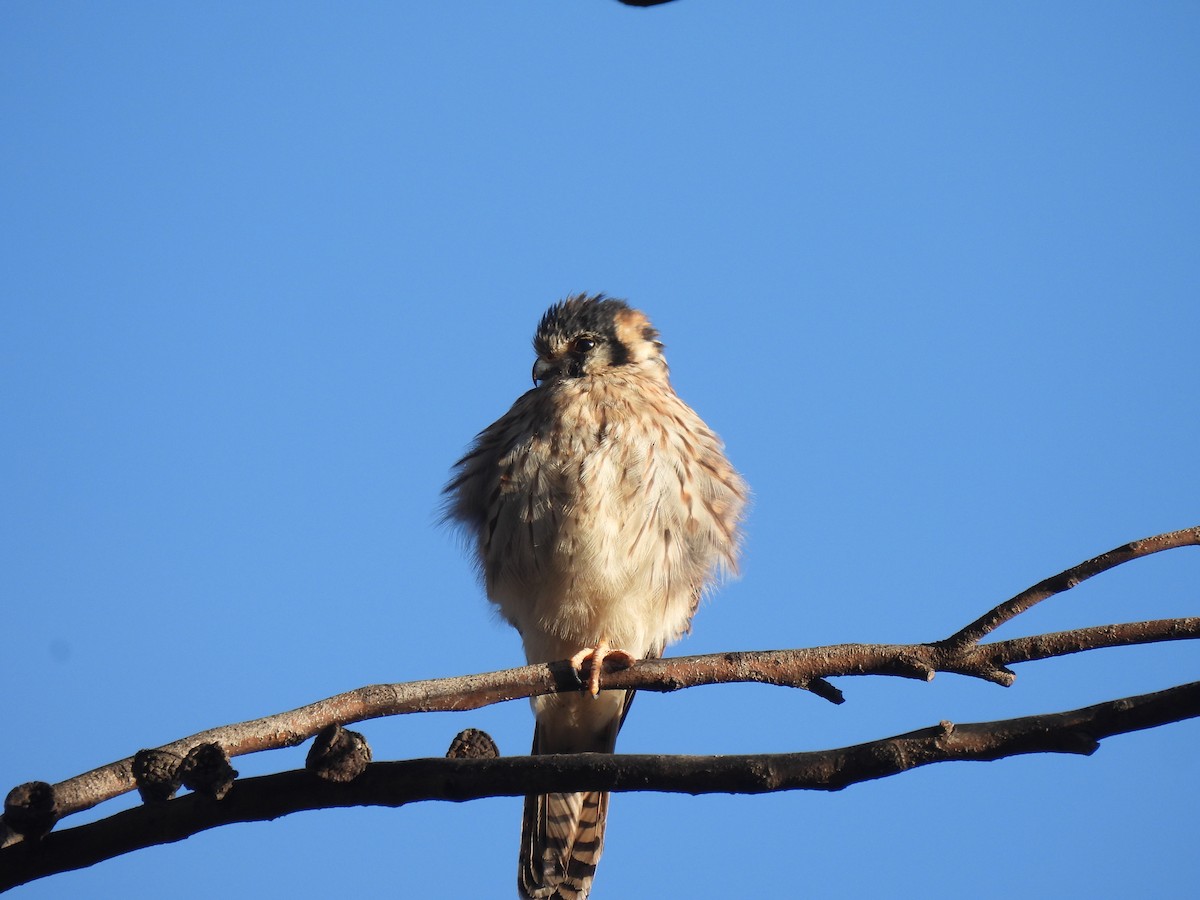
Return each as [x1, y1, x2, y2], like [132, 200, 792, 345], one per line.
[606, 338, 629, 367]
[533, 293, 630, 357]
[531, 293, 640, 378]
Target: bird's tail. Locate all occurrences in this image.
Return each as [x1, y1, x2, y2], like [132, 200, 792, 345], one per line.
[519, 787, 609, 900]
[518, 689, 630, 900]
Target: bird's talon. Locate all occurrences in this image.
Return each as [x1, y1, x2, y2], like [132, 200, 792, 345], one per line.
[569, 644, 636, 697]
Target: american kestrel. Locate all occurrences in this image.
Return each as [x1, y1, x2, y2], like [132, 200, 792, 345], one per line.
[445, 294, 746, 900]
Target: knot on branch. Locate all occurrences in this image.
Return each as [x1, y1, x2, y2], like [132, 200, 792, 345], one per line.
[306, 725, 372, 783]
[133, 749, 184, 803]
[805, 677, 845, 705]
[3, 782, 59, 841]
[446, 728, 499, 759]
[179, 743, 237, 800]
[939, 654, 1017, 687]
[1057, 731, 1101, 756]
[895, 651, 937, 681]
[923, 642, 1017, 687]
[978, 666, 1017, 687]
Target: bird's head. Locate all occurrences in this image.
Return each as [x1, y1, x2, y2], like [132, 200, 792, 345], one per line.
[531, 294, 666, 386]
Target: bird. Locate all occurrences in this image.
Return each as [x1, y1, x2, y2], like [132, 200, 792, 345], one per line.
[444, 293, 747, 899]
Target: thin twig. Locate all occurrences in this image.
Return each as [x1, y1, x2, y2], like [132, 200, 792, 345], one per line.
[940, 525, 1200, 650]
[965, 618, 1200, 669]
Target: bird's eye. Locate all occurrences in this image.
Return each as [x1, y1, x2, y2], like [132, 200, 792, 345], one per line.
[571, 337, 596, 354]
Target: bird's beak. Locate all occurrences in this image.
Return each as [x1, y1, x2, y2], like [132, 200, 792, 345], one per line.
[532, 357, 553, 385]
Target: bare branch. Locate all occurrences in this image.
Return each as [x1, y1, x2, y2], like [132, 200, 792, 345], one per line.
[17, 614, 1199, 839]
[2, 526, 1196, 862]
[962, 618, 1200, 669]
[1, 617, 1190, 849]
[4, 680, 1197, 892]
[940, 525, 1200, 649]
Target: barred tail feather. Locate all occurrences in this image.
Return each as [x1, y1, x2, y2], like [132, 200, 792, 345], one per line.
[518, 689, 634, 900]
[519, 788, 609, 900]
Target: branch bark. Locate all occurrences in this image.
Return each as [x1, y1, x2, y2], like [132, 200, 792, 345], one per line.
[1, 526, 1197, 883]
[3, 680, 1197, 892]
[13, 615, 1199, 840]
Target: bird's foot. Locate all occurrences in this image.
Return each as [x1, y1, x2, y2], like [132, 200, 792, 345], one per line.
[569, 641, 636, 697]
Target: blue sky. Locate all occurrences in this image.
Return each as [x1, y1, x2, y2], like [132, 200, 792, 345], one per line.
[2, 2, 1198, 897]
